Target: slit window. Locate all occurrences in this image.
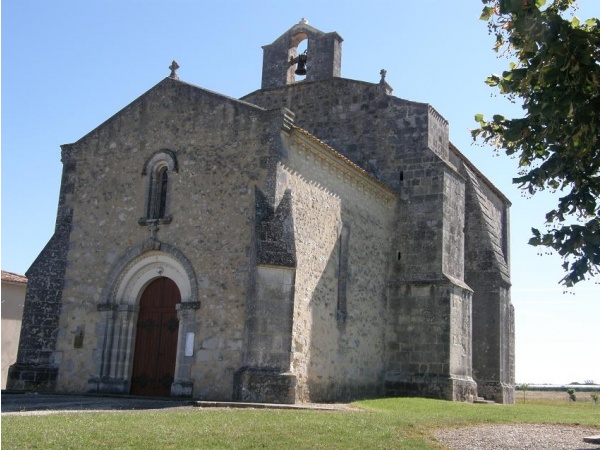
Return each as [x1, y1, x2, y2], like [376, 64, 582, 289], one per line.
[148, 165, 169, 219]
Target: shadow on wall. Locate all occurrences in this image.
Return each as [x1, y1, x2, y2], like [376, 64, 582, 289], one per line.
[303, 215, 389, 402]
[282, 161, 391, 403]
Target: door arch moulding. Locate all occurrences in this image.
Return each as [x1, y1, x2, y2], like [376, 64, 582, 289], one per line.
[87, 241, 200, 396]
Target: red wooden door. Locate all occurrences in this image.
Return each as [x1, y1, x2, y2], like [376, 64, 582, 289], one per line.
[130, 277, 180, 396]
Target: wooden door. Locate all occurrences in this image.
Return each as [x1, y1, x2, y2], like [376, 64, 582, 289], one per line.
[130, 277, 180, 396]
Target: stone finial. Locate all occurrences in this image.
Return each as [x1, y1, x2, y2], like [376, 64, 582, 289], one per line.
[379, 69, 393, 95]
[380, 69, 387, 83]
[169, 60, 180, 80]
[299, 18, 309, 25]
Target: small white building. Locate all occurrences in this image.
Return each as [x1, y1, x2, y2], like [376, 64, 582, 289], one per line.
[1, 270, 27, 389]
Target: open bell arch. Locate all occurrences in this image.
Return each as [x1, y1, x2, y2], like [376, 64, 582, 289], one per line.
[261, 19, 343, 89]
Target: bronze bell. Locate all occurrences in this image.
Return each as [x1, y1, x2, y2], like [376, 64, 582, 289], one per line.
[295, 53, 307, 76]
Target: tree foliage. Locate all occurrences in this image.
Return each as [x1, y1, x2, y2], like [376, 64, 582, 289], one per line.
[473, 0, 600, 286]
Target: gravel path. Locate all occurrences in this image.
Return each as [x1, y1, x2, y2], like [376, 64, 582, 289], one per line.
[434, 424, 600, 450]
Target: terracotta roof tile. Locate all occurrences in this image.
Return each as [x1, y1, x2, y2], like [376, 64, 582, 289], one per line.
[1, 270, 28, 284]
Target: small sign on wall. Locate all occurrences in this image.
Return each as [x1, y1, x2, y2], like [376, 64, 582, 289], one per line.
[185, 332, 195, 357]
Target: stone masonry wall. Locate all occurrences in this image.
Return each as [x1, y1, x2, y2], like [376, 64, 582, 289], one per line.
[274, 130, 395, 402]
[442, 168, 467, 282]
[50, 78, 275, 400]
[384, 280, 476, 401]
[243, 79, 455, 281]
[234, 264, 297, 404]
[243, 79, 433, 187]
[243, 79, 479, 401]
[384, 162, 475, 401]
[245, 266, 295, 369]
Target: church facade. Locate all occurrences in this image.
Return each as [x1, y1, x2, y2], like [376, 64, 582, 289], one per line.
[8, 21, 515, 404]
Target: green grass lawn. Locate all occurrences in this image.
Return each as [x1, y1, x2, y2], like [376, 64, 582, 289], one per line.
[2, 397, 599, 449]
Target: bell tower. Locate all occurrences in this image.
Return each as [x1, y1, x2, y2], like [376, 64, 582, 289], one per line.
[261, 19, 343, 89]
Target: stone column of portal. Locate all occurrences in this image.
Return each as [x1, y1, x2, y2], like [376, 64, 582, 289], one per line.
[171, 301, 201, 397]
[90, 305, 137, 394]
[87, 304, 116, 393]
[112, 305, 137, 382]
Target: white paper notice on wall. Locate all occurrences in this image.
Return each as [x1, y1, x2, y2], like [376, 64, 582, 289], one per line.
[185, 332, 195, 357]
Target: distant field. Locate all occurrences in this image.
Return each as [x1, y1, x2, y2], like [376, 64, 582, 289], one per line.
[517, 389, 600, 404]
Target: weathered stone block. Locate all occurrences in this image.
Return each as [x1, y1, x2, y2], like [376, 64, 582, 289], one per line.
[233, 367, 297, 404]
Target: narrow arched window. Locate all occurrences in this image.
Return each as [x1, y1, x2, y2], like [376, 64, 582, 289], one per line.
[148, 165, 169, 219]
[139, 149, 178, 225]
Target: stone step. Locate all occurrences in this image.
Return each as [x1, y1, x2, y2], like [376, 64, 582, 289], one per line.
[473, 397, 495, 404]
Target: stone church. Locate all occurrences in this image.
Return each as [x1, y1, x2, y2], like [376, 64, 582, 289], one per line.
[9, 21, 515, 404]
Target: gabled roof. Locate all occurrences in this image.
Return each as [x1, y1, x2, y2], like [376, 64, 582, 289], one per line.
[1, 270, 28, 285]
[69, 76, 268, 147]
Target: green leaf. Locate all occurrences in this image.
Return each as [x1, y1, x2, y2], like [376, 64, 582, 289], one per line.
[480, 6, 494, 21]
[474, 0, 600, 286]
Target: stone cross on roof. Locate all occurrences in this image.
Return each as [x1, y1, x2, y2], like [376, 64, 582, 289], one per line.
[169, 60, 180, 80]
[378, 68, 393, 94]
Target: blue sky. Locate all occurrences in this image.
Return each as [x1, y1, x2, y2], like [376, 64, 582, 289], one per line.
[2, 0, 599, 385]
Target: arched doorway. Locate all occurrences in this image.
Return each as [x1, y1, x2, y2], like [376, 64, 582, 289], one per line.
[130, 277, 180, 396]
